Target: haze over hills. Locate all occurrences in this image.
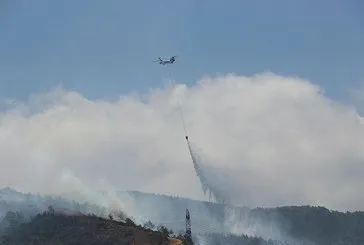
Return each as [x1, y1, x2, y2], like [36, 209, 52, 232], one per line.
[0, 74, 363, 245]
[1, 187, 364, 245]
[1, 72, 364, 245]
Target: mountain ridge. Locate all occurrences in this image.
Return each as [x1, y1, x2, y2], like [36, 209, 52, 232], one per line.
[1, 187, 364, 244]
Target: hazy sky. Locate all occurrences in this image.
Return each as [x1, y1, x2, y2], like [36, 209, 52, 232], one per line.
[1, 0, 364, 211]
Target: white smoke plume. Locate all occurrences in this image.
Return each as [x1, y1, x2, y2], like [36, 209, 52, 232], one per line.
[0, 72, 364, 214]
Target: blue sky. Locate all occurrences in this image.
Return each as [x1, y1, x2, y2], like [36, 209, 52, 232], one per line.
[1, 0, 363, 101]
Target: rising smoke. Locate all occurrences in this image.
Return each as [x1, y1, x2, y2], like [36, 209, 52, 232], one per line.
[1, 73, 364, 211]
[1, 72, 364, 243]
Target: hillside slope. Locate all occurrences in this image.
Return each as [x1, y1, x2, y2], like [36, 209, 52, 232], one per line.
[0, 210, 171, 245]
[2, 188, 364, 244]
[121, 191, 364, 245]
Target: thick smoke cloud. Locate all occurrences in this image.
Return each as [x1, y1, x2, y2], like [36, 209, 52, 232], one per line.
[0, 72, 363, 212]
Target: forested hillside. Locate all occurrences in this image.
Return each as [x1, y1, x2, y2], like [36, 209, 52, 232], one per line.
[1, 188, 364, 244]
[0, 209, 289, 245]
[0, 209, 170, 245]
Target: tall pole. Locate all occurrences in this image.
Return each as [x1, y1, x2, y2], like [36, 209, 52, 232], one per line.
[185, 209, 193, 245]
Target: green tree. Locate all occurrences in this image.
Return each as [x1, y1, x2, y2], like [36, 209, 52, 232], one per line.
[157, 225, 173, 237]
[143, 220, 155, 230]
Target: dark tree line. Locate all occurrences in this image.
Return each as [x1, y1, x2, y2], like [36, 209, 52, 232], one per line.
[0, 209, 170, 245]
